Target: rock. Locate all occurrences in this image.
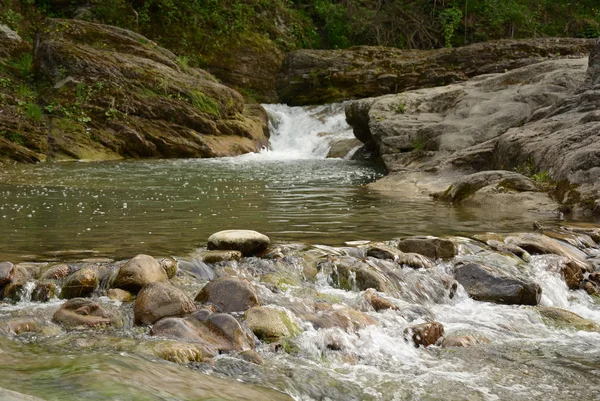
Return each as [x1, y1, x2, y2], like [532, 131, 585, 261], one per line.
[40, 263, 71, 280]
[159, 257, 178, 279]
[195, 276, 259, 313]
[0, 24, 28, 60]
[202, 250, 243, 264]
[153, 341, 215, 364]
[134, 282, 197, 325]
[278, 38, 594, 106]
[60, 268, 99, 298]
[151, 310, 253, 353]
[32, 280, 59, 302]
[0, 262, 15, 287]
[396, 237, 457, 259]
[238, 350, 264, 365]
[53, 298, 116, 328]
[395, 253, 435, 269]
[0, 318, 41, 335]
[2, 18, 268, 164]
[562, 260, 584, 290]
[364, 289, 397, 311]
[1, 266, 32, 301]
[302, 306, 377, 333]
[441, 335, 479, 348]
[486, 240, 531, 261]
[536, 306, 599, 332]
[207, 230, 270, 256]
[244, 307, 299, 342]
[112, 254, 168, 294]
[326, 138, 362, 159]
[505, 233, 593, 273]
[404, 322, 444, 347]
[106, 288, 133, 302]
[455, 263, 542, 305]
[0, 387, 47, 401]
[319, 257, 393, 293]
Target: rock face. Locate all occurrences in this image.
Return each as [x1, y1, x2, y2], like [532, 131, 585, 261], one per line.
[277, 38, 594, 105]
[134, 282, 197, 325]
[207, 230, 270, 256]
[195, 276, 260, 313]
[344, 41, 600, 214]
[455, 263, 542, 305]
[112, 254, 168, 294]
[1, 18, 268, 163]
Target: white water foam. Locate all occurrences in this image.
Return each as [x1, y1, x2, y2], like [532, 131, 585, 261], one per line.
[237, 103, 356, 161]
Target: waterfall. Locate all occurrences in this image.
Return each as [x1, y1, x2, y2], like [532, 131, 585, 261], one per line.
[245, 103, 356, 160]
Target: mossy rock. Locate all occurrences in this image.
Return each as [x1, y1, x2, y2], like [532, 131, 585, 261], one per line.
[536, 306, 599, 332]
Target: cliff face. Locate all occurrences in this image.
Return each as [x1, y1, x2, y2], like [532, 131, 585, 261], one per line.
[277, 38, 596, 106]
[345, 43, 600, 215]
[0, 19, 269, 163]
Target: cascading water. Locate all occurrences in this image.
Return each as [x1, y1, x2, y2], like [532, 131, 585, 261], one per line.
[241, 103, 358, 160]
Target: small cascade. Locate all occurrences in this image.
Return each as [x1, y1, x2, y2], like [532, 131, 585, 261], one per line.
[250, 103, 356, 160]
[18, 281, 37, 304]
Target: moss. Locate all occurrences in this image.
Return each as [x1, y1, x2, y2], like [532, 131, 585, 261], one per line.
[0, 130, 25, 145]
[189, 91, 220, 117]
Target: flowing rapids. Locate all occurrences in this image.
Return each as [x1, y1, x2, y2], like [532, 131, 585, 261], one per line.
[0, 104, 599, 401]
[0, 104, 570, 263]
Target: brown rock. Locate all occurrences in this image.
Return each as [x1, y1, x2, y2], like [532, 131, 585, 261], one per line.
[134, 282, 196, 325]
[40, 263, 71, 280]
[562, 260, 584, 290]
[397, 237, 457, 259]
[441, 335, 481, 347]
[405, 322, 444, 347]
[0, 318, 41, 335]
[53, 298, 115, 328]
[112, 254, 168, 294]
[106, 288, 133, 302]
[195, 276, 259, 313]
[202, 250, 243, 264]
[302, 306, 377, 333]
[32, 280, 59, 302]
[0, 262, 15, 287]
[207, 230, 270, 256]
[364, 289, 397, 311]
[159, 257, 178, 279]
[60, 268, 99, 298]
[238, 350, 264, 365]
[244, 307, 298, 342]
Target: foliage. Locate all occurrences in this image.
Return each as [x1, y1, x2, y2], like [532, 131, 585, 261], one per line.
[189, 91, 221, 117]
[0, 130, 25, 145]
[24, 102, 42, 122]
[440, 7, 463, 47]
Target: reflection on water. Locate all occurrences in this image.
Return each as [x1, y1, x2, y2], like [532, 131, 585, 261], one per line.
[0, 157, 571, 261]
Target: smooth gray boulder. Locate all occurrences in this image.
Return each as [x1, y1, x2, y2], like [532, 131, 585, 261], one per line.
[207, 230, 270, 256]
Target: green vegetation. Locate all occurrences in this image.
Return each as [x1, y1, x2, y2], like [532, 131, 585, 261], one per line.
[24, 102, 42, 122]
[0, 130, 25, 145]
[189, 90, 220, 117]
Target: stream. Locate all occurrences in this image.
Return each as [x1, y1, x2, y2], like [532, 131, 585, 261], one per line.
[0, 104, 599, 401]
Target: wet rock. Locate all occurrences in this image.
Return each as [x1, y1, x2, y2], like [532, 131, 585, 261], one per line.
[319, 256, 393, 294]
[53, 298, 116, 328]
[0, 387, 47, 401]
[195, 276, 259, 313]
[327, 138, 362, 159]
[238, 350, 264, 365]
[244, 307, 299, 342]
[207, 230, 270, 256]
[367, 244, 399, 260]
[0, 262, 15, 287]
[302, 306, 377, 333]
[397, 237, 457, 259]
[404, 322, 444, 347]
[134, 282, 197, 325]
[106, 288, 133, 302]
[364, 289, 397, 311]
[505, 233, 593, 273]
[0, 318, 41, 335]
[562, 260, 584, 290]
[536, 306, 599, 332]
[60, 268, 99, 298]
[442, 335, 481, 347]
[32, 280, 59, 302]
[395, 253, 435, 269]
[40, 263, 71, 280]
[202, 250, 243, 264]
[1, 266, 32, 301]
[112, 254, 168, 294]
[455, 263, 541, 305]
[486, 240, 531, 261]
[159, 257, 178, 279]
[153, 341, 215, 364]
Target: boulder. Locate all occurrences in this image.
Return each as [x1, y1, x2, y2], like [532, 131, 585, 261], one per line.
[364, 289, 397, 312]
[455, 263, 542, 305]
[134, 282, 197, 325]
[404, 322, 444, 347]
[60, 268, 99, 298]
[0, 318, 41, 335]
[202, 250, 243, 264]
[40, 263, 71, 280]
[207, 230, 270, 256]
[326, 138, 362, 159]
[112, 254, 168, 294]
[195, 276, 259, 313]
[244, 307, 299, 342]
[159, 257, 178, 279]
[536, 306, 599, 332]
[301, 306, 377, 333]
[278, 38, 594, 105]
[441, 335, 480, 348]
[53, 298, 116, 328]
[1, 266, 32, 301]
[106, 288, 133, 302]
[32, 281, 59, 302]
[153, 341, 215, 364]
[0, 262, 15, 287]
[396, 237, 457, 259]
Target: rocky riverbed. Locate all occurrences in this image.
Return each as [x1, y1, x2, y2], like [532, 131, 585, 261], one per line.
[1, 226, 599, 400]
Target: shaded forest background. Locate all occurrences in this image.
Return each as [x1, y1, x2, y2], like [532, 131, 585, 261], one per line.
[3, 0, 600, 64]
